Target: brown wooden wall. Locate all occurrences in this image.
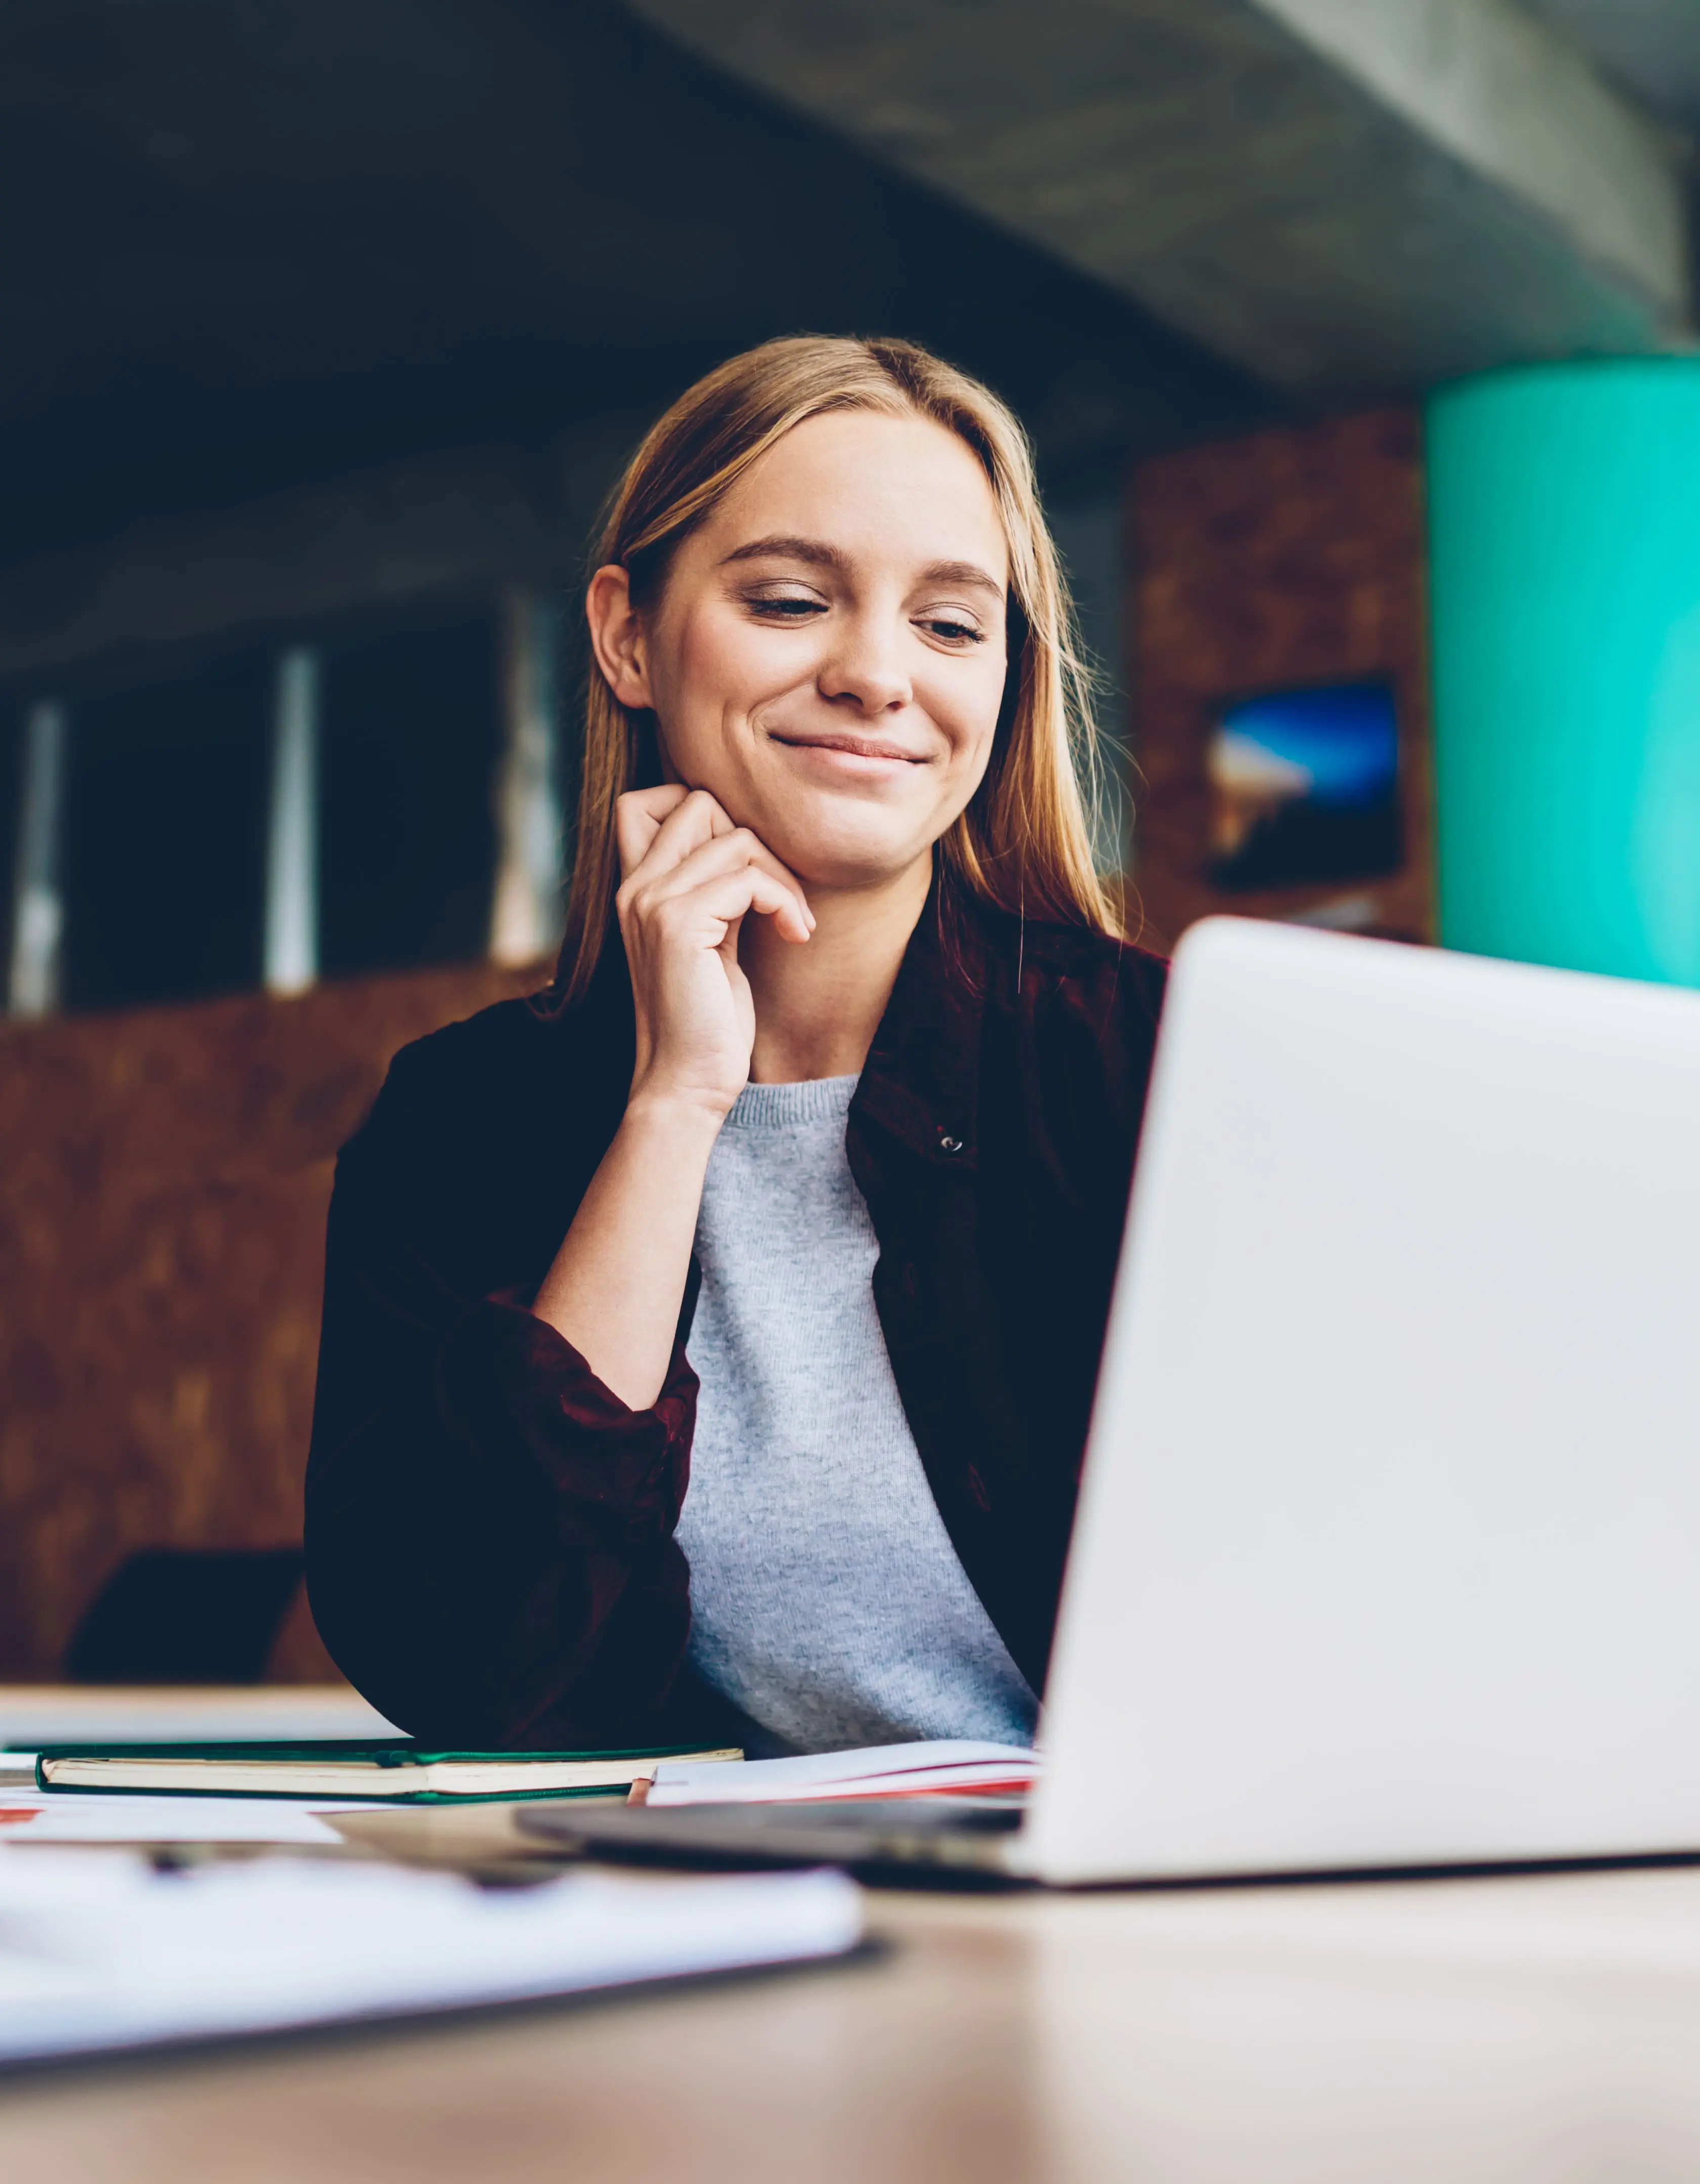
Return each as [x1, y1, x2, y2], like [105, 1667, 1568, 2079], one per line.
[0, 959, 542, 1679]
[1128, 408, 1434, 954]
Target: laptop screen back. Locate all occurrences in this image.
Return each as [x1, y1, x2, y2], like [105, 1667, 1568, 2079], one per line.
[1028, 918, 1700, 1883]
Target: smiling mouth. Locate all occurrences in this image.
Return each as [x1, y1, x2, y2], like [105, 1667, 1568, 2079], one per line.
[771, 732, 929, 764]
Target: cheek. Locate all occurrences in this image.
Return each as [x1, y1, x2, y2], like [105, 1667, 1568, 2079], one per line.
[666, 607, 800, 730]
[645, 608, 761, 784]
[932, 657, 1009, 780]
[651, 614, 726, 748]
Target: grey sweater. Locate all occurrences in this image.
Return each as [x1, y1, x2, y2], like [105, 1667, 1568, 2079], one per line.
[674, 1074, 1038, 1754]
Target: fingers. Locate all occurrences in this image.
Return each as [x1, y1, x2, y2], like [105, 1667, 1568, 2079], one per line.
[631, 859, 812, 948]
[615, 786, 733, 881]
[640, 864, 813, 951]
[621, 841, 813, 947]
[615, 784, 688, 879]
[617, 799, 814, 944]
[646, 826, 812, 925]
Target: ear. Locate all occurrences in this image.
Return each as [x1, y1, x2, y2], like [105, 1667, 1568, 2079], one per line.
[585, 564, 654, 711]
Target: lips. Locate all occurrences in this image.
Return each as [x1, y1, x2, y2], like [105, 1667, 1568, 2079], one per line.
[771, 732, 929, 764]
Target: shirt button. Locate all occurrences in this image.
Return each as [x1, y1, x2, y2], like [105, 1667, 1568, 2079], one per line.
[937, 1131, 965, 1154]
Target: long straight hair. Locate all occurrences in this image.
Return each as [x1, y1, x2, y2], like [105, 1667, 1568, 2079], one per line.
[554, 334, 1120, 1002]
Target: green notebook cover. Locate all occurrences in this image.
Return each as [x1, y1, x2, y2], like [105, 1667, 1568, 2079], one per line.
[33, 1739, 737, 1803]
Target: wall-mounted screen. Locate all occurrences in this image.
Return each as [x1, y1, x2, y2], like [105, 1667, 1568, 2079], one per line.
[1206, 681, 1402, 893]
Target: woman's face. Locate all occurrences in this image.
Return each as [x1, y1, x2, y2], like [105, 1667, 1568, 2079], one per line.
[595, 409, 1012, 893]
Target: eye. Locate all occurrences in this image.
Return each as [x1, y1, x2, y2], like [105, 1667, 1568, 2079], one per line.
[744, 587, 826, 622]
[917, 613, 986, 646]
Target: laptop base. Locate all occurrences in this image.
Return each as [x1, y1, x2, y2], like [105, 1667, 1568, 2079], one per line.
[518, 1796, 1034, 1889]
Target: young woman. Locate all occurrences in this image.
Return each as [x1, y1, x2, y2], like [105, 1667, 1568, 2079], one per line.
[304, 335, 1167, 1754]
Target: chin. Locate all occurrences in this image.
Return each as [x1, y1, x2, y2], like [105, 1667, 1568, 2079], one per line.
[767, 812, 933, 895]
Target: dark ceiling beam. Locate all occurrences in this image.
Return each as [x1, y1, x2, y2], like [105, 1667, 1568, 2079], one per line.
[623, 0, 1691, 396]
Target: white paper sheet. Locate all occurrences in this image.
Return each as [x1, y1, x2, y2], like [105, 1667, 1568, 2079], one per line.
[0, 1795, 346, 1844]
[648, 1738, 1040, 1806]
[0, 1850, 863, 2063]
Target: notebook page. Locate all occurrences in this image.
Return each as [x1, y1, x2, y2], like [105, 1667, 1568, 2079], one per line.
[649, 1739, 1039, 1806]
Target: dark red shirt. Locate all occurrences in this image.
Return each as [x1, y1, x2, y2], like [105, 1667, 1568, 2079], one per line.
[304, 881, 1167, 1749]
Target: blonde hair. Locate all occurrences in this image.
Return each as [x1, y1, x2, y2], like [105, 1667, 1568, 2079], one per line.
[555, 333, 1119, 1000]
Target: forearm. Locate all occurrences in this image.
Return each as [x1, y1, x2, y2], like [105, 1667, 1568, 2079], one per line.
[531, 1095, 724, 1409]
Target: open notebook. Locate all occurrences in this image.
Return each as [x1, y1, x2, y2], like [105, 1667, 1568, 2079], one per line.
[645, 1741, 1039, 1806]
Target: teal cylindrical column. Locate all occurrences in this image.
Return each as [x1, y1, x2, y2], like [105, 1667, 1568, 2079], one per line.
[1427, 361, 1700, 986]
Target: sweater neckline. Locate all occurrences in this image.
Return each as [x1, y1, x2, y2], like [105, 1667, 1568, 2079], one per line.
[723, 1074, 860, 1129]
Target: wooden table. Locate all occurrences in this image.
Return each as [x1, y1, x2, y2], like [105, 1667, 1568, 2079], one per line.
[6, 1820, 1700, 2182]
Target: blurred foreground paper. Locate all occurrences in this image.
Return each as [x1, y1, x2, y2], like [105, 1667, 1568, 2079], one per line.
[0, 1852, 862, 2064]
[0, 1795, 347, 1844]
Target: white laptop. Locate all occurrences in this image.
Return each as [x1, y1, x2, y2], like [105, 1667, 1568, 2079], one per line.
[527, 917, 1700, 1885]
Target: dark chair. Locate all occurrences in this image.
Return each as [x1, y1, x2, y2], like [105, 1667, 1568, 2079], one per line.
[64, 1547, 306, 1684]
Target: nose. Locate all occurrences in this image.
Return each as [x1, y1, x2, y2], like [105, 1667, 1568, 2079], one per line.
[817, 610, 911, 717]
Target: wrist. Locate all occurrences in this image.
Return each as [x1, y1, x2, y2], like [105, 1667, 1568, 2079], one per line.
[621, 1085, 735, 1144]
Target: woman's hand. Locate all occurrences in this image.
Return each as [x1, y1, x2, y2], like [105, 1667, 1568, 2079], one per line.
[530, 786, 812, 1408]
[615, 784, 814, 1119]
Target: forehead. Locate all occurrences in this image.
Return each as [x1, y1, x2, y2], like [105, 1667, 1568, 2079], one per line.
[699, 408, 1009, 576]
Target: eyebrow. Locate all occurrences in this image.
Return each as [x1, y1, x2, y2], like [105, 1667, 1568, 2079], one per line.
[719, 533, 1005, 598]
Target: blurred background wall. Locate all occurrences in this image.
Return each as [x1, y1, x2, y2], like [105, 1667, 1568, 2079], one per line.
[2, 0, 1696, 1680]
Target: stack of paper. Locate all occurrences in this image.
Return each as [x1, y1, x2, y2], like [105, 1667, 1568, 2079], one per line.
[0, 1848, 863, 2064]
[647, 1740, 1040, 1806]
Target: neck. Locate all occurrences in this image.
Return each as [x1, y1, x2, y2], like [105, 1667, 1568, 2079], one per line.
[742, 854, 932, 1084]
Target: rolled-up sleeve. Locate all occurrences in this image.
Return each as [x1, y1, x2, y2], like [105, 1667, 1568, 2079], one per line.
[303, 1029, 699, 1751]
